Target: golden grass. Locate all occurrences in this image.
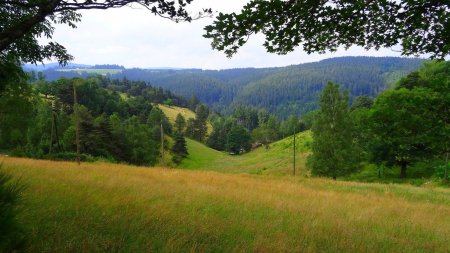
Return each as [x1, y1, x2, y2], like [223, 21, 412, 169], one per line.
[158, 104, 213, 134]
[3, 157, 450, 252]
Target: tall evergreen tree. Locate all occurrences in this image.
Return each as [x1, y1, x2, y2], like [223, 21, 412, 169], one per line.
[174, 113, 186, 133]
[308, 82, 361, 180]
[171, 131, 188, 164]
[192, 104, 209, 142]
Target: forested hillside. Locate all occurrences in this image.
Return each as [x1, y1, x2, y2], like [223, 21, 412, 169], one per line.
[0, 75, 188, 166]
[36, 57, 425, 118]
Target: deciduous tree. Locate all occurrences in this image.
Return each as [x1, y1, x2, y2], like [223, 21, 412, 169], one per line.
[308, 81, 360, 179]
[1, 0, 211, 64]
[204, 1, 449, 58]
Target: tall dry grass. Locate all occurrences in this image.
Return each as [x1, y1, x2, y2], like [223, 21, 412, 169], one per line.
[3, 157, 450, 252]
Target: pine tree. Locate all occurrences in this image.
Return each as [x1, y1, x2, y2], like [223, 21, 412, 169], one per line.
[193, 104, 209, 142]
[174, 113, 186, 133]
[171, 131, 188, 164]
[308, 81, 361, 180]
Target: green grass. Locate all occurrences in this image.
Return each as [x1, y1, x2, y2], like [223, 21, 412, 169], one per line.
[180, 131, 312, 176]
[56, 68, 123, 75]
[3, 157, 450, 252]
[179, 138, 230, 170]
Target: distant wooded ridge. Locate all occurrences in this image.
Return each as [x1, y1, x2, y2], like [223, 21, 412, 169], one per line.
[27, 57, 426, 118]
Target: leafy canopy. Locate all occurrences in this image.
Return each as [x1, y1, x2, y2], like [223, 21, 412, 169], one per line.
[308, 81, 361, 179]
[0, 0, 212, 64]
[204, 0, 449, 58]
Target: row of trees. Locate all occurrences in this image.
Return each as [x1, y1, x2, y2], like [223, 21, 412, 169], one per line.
[202, 106, 307, 154]
[309, 61, 449, 180]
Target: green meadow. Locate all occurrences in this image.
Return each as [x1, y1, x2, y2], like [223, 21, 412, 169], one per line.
[180, 131, 312, 176]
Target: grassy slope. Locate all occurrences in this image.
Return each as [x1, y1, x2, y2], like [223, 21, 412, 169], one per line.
[158, 104, 196, 122]
[3, 157, 450, 252]
[180, 131, 312, 176]
[158, 104, 213, 134]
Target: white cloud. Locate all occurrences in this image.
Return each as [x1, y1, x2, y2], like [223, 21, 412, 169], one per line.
[43, 0, 415, 69]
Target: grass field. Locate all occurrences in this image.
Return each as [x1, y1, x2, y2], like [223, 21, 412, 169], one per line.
[3, 157, 449, 252]
[180, 131, 312, 176]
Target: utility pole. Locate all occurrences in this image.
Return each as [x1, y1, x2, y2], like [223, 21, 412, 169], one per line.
[161, 121, 165, 167]
[293, 126, 296, 176]
[73, 83, 80, 165]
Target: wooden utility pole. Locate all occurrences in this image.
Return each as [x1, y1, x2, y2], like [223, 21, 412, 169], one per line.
[293, 127, 296, 176]
[161, 121, 165, 167]
[73, 83, 80, 165]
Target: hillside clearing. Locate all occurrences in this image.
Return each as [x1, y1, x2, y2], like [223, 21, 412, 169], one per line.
[3, 157, 449, 252]
[158, 104, 213, 134]
[180, 131, 312, 176]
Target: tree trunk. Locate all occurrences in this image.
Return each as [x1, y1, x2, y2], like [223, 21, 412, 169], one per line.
[400, 161, 407, 179]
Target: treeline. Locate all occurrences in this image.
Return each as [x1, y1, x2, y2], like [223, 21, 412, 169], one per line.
[184, 102, 307, 154]
[0, 74, 189, 166]
[308, 61, 449, 181]
[38, 57, 425, 118]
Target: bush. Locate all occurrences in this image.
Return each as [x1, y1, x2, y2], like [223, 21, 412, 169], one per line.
[43, 152, 95, 162]
[434, 162, 450, 179]
[0, 164, 26, 251]
[8, 148, 26, 158]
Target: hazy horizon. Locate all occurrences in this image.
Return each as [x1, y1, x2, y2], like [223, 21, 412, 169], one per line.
[31, 55, 428, 71]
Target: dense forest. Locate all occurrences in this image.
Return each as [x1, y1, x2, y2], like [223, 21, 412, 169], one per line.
[0, 74, 190, 166]
[30, 57, 425, 118]
[186, 60, 449, 182]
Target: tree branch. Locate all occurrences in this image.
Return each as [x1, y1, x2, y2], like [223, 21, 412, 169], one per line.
[0, 0, 62, 52]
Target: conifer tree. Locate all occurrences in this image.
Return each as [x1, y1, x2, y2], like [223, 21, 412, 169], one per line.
[174, 113, 186, 133]
[192, 104, 209, 142]
[171, 131, 188, 164]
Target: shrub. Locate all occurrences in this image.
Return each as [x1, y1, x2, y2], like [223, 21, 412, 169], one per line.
[0, 164, 26, 251]
[43, 152, 95, 162]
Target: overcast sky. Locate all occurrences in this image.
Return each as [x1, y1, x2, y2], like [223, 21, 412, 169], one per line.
[46, 0, 413, 70]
